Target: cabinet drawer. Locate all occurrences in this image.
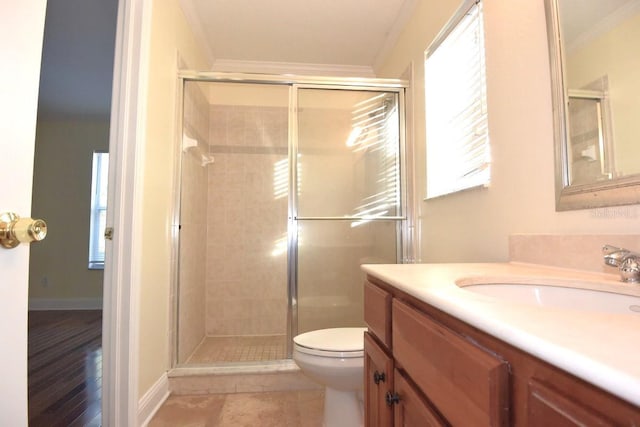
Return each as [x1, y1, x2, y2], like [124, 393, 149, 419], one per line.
[392, 299, 509, 427]
[364, 281, 392, 348]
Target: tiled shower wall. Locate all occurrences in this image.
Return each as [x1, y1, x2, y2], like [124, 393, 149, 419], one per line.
[205, 105, 289, 336]
[177, 82, 210, 362]
[202, 104, 386, 337]
[568, 98, 606, 184]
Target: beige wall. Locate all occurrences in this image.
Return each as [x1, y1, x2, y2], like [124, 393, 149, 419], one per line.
[567, 12, 640, 177]
[139, 0, 209, 397]
[30, 118, 109, 303]
[376, 0, 640, 263]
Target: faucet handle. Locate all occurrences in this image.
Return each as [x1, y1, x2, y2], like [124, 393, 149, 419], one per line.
[602, 244, 623, 255]
[602, 245, 627, 267]
[620, 257, 640, 283]
[603, 244, 640, 283]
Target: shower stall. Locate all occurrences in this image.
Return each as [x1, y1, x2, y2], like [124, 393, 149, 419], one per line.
[174, 73, 408, 368]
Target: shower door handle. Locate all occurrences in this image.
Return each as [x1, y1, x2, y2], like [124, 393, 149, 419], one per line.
[0, 212, 47, 249]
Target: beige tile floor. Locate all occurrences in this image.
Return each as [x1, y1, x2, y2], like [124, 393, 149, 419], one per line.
[149, 389, 324, 427]
[187, 335, 287, 364]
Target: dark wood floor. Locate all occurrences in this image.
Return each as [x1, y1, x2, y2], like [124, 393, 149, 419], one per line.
[28, 310, 102, 427]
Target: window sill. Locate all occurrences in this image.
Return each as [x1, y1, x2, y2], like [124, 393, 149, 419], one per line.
[88, 261, 104, 270]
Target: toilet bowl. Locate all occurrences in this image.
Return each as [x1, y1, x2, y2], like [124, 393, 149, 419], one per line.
[293, 327, 367, 427]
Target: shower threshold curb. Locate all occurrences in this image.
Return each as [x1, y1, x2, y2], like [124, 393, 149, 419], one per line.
[167, 360, 321, 395]
[168, 359, 300, 377]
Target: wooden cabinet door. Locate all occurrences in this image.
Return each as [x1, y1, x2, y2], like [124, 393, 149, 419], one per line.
[364, 332, 393, 427]
[527, 379, 616, 426]
[394, 371, 447, 427]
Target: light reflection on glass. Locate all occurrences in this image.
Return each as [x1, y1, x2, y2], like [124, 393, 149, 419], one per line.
[273, 158, 288, 199]
[348, 94, 399, 227]
[271, 234, 287, 257]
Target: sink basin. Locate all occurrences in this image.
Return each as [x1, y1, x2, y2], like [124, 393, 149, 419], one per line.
[461, 283, 640, 314]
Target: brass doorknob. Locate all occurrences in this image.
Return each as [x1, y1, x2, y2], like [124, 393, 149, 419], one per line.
[0, 212, 48, 249]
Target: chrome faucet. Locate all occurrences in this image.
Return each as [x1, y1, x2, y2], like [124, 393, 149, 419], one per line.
[603, 245, 640, 283]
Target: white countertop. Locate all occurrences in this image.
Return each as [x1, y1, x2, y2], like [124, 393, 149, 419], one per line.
[361, 262, 640, 407]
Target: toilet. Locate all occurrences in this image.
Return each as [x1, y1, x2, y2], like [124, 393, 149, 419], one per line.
[293, 327, 367, 427]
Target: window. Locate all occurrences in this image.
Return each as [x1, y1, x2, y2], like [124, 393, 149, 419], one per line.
[424, 0, 490, 199]
[89, 152, 108, 269]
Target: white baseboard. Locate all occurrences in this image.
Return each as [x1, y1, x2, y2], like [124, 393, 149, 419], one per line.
[28, 298, 103, 311]
[138, 373, 170, 426]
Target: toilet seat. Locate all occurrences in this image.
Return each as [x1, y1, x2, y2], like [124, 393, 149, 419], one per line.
[293, 327, 366, 358]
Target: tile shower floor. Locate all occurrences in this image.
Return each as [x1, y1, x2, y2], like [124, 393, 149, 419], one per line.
[187, 335, 288, 363]
[149, 390, 324, 427]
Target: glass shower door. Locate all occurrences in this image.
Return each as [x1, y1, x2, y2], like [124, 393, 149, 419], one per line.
[177, 81, 290, 365]
[293, 87, 404, 334]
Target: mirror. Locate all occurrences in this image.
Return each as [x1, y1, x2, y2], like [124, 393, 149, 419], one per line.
[545, 0, 640, 210]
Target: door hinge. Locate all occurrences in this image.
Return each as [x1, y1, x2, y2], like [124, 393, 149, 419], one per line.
[104, 227, 114, 240]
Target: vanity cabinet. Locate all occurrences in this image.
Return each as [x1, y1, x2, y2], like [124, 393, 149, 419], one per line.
[363, 277, 640, 426]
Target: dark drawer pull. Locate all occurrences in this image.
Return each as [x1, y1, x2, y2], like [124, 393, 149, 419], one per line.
[386, 391, 400, 406]
[373, 371, 386, 384]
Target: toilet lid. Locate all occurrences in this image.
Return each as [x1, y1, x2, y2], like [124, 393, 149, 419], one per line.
[293, 327, 367, 354]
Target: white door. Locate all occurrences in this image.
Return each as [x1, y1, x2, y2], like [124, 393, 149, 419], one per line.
[0, 2, 48, 425]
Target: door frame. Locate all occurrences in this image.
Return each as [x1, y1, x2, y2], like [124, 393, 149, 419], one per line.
[102, 0, 152, 425]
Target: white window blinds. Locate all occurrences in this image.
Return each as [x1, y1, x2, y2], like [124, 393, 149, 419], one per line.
[424, 0, 490, 199]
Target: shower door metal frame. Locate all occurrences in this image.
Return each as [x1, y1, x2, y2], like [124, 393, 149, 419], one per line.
[173, 71, 409, 367]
